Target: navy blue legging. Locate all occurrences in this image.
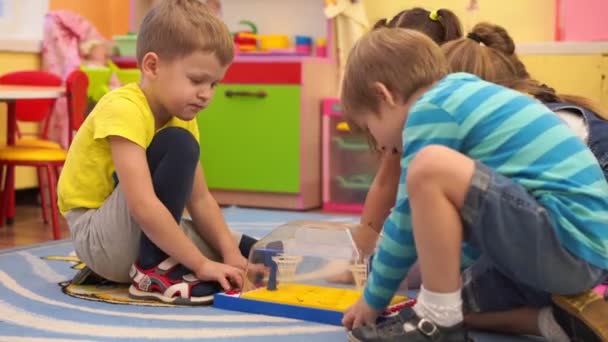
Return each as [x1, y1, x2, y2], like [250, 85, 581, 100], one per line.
[138, 127, 199, 268]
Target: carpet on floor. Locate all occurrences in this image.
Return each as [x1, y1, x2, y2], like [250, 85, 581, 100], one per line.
[0, 207, 541, 341]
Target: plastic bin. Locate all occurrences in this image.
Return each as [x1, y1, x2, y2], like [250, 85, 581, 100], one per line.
[113, 34, 137, 57]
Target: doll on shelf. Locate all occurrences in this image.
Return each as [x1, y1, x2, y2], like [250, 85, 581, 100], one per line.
[79, 39, 121, 89]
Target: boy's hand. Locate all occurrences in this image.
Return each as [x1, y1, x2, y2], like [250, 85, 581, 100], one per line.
[327, 269, 355, 285]
[342, 297, 380, 330]
[195, 260, 244, 291]
[223, 252, 248, 271]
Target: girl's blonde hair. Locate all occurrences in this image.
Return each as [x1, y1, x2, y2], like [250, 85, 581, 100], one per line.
[507, 78, 608, 120]
[443, 22, 608, 120]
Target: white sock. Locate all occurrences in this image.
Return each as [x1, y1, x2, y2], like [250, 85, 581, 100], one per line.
[538, 307, 569, 342]
[412, 285, 463, 327]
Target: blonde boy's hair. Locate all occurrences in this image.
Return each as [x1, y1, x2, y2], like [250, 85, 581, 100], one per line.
[341, 28, 448, 119]
[136, 0, 234, 66]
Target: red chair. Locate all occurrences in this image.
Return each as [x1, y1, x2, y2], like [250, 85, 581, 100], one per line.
[65, 70, 89, 144]
[0, 71, 63, 149]
[0, 71, 62, 228]
[0, 70, 89, 239]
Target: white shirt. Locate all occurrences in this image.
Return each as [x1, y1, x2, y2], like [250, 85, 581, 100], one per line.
[556, 109, 589, 143]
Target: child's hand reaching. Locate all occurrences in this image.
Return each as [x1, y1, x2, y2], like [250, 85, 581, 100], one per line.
[224, 252, 268, 286]
[223, 253, 248, 271]
[195, 260, 243, 291]
[327, 268, 355, 284]
[342, 297, 380, 330]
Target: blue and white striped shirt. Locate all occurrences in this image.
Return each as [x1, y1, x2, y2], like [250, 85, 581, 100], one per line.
[364, 73, 608, 310]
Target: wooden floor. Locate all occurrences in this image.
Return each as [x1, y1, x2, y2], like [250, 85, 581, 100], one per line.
[0, 203, 70, 250]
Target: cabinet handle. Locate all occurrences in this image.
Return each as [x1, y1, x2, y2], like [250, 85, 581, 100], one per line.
[224, 90, 267, 98]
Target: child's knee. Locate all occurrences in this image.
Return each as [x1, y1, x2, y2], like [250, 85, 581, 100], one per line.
[406, 145, 450, 190]
[407, 146, 475, 203]
[159, 127, 198, 148]
[151, 127, 199, 161]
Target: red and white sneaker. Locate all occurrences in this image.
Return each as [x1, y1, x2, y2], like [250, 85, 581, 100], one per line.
[128, 257, 216, 305]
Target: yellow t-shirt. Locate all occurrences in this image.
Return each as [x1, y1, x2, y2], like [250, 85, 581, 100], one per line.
[57, 83, 200, 215]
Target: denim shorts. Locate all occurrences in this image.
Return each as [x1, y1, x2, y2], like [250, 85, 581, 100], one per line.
[460, 161, 608, 313]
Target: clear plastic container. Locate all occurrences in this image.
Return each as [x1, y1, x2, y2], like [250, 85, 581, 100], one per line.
[214, 221, 410, 325]
[242, 221, 365, 302]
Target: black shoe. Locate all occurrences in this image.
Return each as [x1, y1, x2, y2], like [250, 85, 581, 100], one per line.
[348, 307, 469, 342]
[238, 234, 258, 258]
[552, 291, 608, 342]
[71, 266, 114, 286]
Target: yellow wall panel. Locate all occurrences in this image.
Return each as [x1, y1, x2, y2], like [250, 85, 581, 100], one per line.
[363, 0, 555, 42]
[601, 56, 608, 108]
[520, 54, 604, 103]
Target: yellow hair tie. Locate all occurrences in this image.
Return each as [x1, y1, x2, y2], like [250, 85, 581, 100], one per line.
[429, 10, 440, 21]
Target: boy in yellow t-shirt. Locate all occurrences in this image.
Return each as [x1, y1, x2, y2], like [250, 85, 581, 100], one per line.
[57, 0, 256, 305]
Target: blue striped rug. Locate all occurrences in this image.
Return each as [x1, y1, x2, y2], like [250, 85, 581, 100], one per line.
[0, 207, 540, 341]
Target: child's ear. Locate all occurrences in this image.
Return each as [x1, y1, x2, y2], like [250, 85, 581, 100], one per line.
[372, 82, 397, 107]
[141, 52, 160, 78]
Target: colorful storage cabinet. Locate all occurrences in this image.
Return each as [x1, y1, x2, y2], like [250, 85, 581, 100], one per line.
[197, 60, 337, 210]
[321, 98, 379, 213]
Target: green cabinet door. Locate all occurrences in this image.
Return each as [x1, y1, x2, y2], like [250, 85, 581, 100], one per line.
[197, 84, 301, 193]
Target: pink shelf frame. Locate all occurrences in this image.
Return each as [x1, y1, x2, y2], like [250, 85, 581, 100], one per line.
[321, 97, 366, 214]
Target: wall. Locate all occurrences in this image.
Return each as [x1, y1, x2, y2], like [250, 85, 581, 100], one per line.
[361, 1, 606, 105]
[557, 0, 608, 41]
[521, 53, 606, 104]
[363, 0, 556, 43]
[0, 1, 128, 189]
[222, 0, 326, 39]
[49, 0, 130, 38]
[130, 0, 160, 33]
[130, 0, 328, 40]
[0, 0, 48, 43]
[0, 52, 42, 189]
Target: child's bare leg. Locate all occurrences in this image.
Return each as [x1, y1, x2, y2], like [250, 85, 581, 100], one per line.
[465, 306, 575, 341]
[407, 145, 474, 293]
[405, 145, 475, 329]
[405, 146, 569, 340]
[464, 308, 541, 336]
[352, 144, 605, 341]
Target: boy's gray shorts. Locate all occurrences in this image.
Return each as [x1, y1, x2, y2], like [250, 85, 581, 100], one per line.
[65, 185, 241, 283]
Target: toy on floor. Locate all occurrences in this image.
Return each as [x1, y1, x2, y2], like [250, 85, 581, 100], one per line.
[214, 221, 412, 325]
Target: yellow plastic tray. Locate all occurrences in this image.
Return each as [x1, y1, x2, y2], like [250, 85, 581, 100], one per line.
[241, 283, 407, 312]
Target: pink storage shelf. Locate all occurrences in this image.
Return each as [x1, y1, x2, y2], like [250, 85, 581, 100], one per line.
[321, 98, 379, 213]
